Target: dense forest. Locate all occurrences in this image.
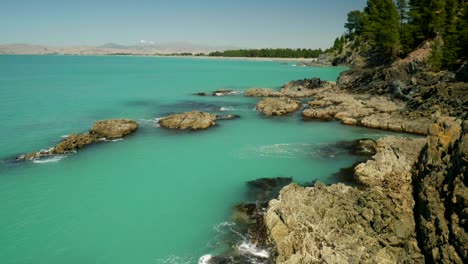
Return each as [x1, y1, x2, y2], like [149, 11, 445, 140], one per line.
[208, 48, 324, 58]
[337, 0, 468, 69]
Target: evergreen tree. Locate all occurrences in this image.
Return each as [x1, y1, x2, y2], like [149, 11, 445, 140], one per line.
[363, 0, 400, 56]
[345, 10, 365, 36]
[395, 0, 409, 35]
[408, 0, 445, 46]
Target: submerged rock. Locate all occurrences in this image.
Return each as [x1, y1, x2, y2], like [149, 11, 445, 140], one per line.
[158, 110, 217, 130]
[216, 114, 240, 121]
[256, 97, 302, 116]
[246, 177, 292, 202]
[195, 89, 240, 96]
[17, 118, 138, 160]
[244, 88, 284, 97]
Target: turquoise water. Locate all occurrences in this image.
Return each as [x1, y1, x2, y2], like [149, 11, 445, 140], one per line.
[1, 55, 395, 263]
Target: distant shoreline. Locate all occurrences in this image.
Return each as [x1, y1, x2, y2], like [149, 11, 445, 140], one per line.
[0, 53, 331, 65]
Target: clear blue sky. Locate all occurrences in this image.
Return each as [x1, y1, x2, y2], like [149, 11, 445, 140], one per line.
[0, 0, 367, 49]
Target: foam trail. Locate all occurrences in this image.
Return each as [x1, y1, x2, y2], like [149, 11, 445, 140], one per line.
[33, 156, 66, 164]
[198, 255, 212, 264]
[219, 106, 235, 112]
[237, 242, 270, 258]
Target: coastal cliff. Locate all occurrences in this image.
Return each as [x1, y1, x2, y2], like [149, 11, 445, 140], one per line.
[263, 47, 467, 263]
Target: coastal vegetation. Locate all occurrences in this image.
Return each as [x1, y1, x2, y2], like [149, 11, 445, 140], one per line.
[208, 48, 324, 58]
[337, 0, 468, 69]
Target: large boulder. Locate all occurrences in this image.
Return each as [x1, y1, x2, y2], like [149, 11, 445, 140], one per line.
[90, 119, 138, 139]
[159, 111, 217, 130]
[244, 87, 284, 97]
[256, 97, 302, 116]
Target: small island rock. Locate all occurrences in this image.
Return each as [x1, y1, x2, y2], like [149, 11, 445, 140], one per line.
[256, 97, 302, 116]
[159, 111, 217, 130]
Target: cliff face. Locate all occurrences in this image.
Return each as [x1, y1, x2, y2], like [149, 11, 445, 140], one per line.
[266, 137, 426, 263]
[413, 118, 467, 263]
[265, 117, 467, 263]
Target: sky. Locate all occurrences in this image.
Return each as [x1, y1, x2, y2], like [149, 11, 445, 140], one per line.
[0, 0, 367, 49]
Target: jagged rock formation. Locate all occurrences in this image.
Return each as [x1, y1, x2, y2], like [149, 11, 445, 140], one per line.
[158, 110, 217, 129]
[265, 136, 426, 264]
[256, 97, 302, 116]
[302, 84, 433, 134]
[245, 79, 330, 98]
[413, 117, 467, 263]
[18, 119, 138, 160]
[337, 47, 468, 120]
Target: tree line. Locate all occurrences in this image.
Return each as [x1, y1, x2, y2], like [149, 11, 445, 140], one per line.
[340, 0, 468, 69]
[208, 48, 324, 58]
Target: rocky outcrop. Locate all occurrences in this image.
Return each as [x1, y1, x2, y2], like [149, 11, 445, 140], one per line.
[413, 117, 467, 263]
[51, 133, 96, 154]
[90, 119, 138, 139]
[18, 118, 138, 160]
[256, 97, 302, 116]
[265, 136, 426, 263]
[245, 88, 284, 97]
[336, 50, 468, 120]
[279, 78, 325, 98]
[302, 84, 434, 134]
[158, 111, 217, 130]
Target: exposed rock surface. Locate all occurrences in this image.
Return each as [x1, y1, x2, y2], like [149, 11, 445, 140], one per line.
[302, 84, 434, 134]
[265, 136, 426, 263]
[336, 50, 467, 120]
[51, 133, 96, 154]
[158, 110, 217, 130]
[256, 97, 302, 116]
[18, 118, 138, 160]
[413, 117, 467, 263]
[90, 119, 138, 139]
[279, 78, 326, 97]
[245, 88, 284, 97]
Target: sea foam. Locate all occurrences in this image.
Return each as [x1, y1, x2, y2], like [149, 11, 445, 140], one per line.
[237, 242, 270, 259]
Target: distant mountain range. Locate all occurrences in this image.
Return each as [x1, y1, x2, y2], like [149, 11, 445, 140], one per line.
[0, 42, 237, 55]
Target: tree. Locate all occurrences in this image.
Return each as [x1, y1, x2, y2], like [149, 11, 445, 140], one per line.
[345, 10, 365, 36]
[363, 0, 400, 56]
[395, 0, 409, 35]
[408, 0, 445, 46]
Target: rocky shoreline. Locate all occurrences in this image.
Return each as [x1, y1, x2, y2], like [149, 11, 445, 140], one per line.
[6, 54, 467, 263]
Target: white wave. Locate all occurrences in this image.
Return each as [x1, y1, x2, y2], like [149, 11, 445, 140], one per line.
[291, 64, 297, 67]
[198, 255, 212, 264]
[155, 255, 194, 264]
[138, 118, 161, 127]
[237, 242, 270, 259]
[60, 134, 69, 138]
[219, 106, 236, 112]
[33, 156, 66, 164]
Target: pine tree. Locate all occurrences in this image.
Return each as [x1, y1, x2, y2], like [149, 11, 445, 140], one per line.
[363, 0, 400, 56]
[396, 0, 409, 35]
[408, 0, 446, 46]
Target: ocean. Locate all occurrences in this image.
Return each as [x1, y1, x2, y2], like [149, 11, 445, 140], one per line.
[0, 55, 397, 263]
